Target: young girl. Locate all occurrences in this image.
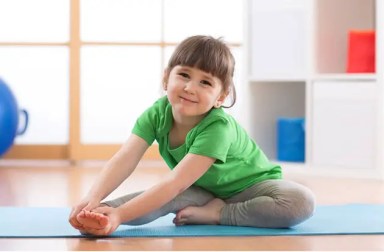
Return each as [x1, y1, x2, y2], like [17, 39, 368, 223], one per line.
[69, 35, 315, 236]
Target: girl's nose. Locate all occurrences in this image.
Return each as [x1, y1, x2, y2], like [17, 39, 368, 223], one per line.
[184, 81, 195, 93]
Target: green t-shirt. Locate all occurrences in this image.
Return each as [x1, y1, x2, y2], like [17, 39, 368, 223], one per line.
[132, 96, 282, 198]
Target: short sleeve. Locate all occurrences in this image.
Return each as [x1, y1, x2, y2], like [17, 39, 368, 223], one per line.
[132, 96, 172, 146]
[132, 106, 157, 146]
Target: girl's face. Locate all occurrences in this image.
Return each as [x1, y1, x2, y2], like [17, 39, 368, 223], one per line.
[164, 65, 227, 119]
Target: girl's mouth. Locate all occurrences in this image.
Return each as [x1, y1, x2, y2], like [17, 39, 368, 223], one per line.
[180, 97, 197, 103]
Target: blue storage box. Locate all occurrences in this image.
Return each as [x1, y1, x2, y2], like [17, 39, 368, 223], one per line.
[277, 117, 305, 162]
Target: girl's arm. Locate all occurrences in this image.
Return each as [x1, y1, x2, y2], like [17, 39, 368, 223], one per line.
[115, 153, 216, 223]
[85, 134, 150, 202]
[69, 134, 149, 229]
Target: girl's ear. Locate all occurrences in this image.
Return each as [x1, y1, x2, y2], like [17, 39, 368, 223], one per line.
[162, 68, 170, 91]
[213, 102, 222, 108]
[214, 91, 229, 108]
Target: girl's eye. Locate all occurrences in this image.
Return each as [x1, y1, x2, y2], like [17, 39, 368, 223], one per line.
[179, 73, 189, 78]
[201, 80, 212, 86]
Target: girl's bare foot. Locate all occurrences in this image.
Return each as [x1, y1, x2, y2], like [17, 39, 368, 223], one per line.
[77, 210, 109, 230]
[173, 198, 225, 226]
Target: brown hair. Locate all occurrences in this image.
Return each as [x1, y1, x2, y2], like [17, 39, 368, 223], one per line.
[165, 35, 236, 108]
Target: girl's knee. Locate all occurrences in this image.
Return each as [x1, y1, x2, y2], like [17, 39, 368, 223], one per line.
[299, 185, 316, 214]
[284, 186, 316, 227]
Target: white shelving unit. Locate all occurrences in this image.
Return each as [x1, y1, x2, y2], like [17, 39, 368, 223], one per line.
[244, 0, 384, 179]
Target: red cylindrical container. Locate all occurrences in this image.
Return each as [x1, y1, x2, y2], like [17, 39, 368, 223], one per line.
[346, 30, 375, 73]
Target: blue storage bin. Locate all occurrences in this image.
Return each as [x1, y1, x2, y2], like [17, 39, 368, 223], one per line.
[277, 117, 305, 162]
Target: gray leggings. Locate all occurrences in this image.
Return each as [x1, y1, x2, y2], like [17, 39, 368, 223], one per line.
[103, 179, 315, 228]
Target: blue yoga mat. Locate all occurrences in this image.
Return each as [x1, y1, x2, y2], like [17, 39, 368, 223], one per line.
[0, 204, 383, 238]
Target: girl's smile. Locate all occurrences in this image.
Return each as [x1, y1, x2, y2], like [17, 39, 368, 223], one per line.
[180, 96, 198, 104]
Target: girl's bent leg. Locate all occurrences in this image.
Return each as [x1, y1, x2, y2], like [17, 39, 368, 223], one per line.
[103, 185, 215, 225]
[221, 179, 315, 228]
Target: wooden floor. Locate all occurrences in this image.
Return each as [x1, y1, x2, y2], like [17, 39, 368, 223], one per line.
[0, 159, 384, 251]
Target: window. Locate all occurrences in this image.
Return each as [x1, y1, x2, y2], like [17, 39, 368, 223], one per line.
[0, 0, 244, 160]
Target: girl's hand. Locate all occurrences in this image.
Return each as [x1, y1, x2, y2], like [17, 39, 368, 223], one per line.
[78, 206, 122, 236]
[68, 198, 100, 230]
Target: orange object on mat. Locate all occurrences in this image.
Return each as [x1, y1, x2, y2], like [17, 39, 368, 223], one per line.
[346, 30, 375, 73]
